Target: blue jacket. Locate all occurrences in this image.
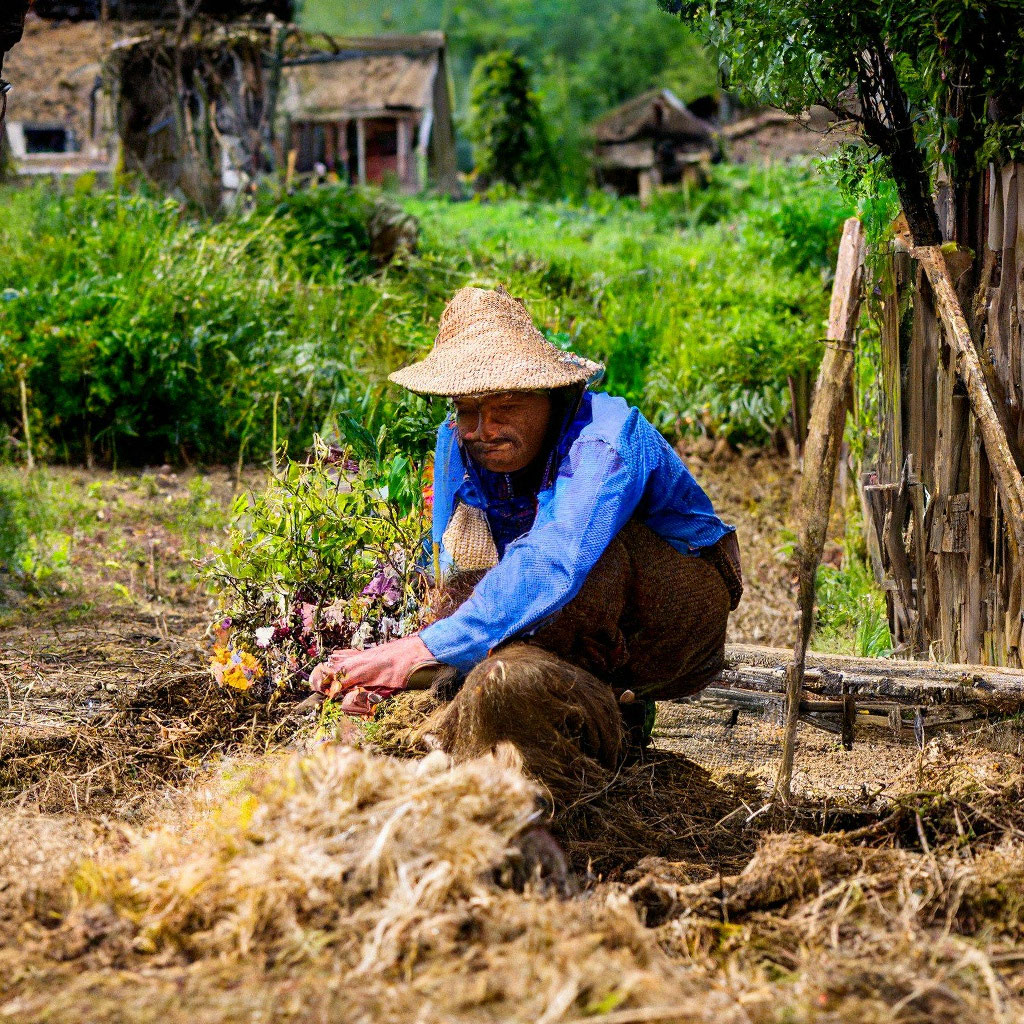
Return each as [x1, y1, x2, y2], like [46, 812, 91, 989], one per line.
[419, 391, 733, 672]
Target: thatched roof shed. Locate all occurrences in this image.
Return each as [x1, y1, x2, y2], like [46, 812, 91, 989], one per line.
[720, 107, 852, 164]
[592, 88, 719, 198]
[280, 33, 458, 195]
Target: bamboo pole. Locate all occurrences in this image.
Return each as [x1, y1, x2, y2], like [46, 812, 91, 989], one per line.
[18, 368, 33, 471]
[775, 218, 866, 800]
[911, 245, 1024, 561]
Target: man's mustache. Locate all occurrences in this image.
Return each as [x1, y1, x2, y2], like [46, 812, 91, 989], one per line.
[466, 436, 518, 449]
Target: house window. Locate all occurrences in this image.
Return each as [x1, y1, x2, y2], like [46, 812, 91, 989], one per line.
[23, 123, 75, 154]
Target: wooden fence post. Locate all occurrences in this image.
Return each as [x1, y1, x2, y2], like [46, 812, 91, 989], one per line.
[774, 217, 866, 800]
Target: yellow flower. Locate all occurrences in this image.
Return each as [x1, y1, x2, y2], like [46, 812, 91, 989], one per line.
[209, 645, 263, 691]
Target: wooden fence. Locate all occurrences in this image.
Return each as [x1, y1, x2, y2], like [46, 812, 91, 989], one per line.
[864, 162, 1024, 667]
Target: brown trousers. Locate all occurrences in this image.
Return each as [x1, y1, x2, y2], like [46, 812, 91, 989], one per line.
[429, 522, 732, 804]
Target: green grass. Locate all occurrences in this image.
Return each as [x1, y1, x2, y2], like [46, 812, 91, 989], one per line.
[0, 162, 851, 468]
[812, 555, 894, 658]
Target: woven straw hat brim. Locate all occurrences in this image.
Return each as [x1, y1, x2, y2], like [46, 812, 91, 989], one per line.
[389, 284, 604, 397]
[389, 345, 603, 396]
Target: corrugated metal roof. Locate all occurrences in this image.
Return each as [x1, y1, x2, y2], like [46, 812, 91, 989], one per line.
[282, 51, 438, 119]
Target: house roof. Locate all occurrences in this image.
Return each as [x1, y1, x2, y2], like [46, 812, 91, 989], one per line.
[721, 107, 855, 163]
[281, 33, 444, 120]
[592, 88, 716, 144]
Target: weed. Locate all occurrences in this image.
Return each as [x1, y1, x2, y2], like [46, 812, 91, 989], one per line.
[813, 555, 894, 658]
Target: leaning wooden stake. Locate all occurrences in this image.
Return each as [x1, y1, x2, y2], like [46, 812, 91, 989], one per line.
[911, 245, 1024, 560]
[774, 218, 865, 800]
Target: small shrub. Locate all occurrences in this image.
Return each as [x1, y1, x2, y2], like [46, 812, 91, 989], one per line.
[202, 435, 432, 695]
[813, 555, 893, 658]
[0, 473, 73, 598]
[255, 186, 375, 278]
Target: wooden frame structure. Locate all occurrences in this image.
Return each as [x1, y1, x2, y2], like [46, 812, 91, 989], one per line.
[279, 33, 458, 195]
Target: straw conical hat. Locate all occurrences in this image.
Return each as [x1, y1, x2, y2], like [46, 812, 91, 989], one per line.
[388, 286, 604, 397]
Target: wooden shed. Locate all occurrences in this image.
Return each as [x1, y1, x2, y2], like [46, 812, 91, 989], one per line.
[280, 33, 459, 196]
[592, 88, 719, 199]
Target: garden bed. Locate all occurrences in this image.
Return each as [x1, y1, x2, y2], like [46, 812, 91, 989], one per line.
[2, 456, 1021, 1022]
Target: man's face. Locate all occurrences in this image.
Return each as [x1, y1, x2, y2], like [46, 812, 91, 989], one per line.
[454, 391, 552, 473]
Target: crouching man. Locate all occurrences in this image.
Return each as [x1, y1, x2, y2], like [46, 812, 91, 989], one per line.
[311, 286, 741, 802]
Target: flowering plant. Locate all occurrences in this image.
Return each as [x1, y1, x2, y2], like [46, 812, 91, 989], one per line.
[203, 433, 433, 699]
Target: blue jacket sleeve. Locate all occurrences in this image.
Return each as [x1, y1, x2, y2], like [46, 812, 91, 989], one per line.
[419, 439, 645, 673]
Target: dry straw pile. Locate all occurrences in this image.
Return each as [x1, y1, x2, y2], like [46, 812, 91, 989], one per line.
[2, 736, 1024, 1023]
[8, 744, 732, 1023]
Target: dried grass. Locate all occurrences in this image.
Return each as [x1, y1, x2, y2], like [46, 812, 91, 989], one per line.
[8, 744, 752, 1024]
[66, 745, 543, 965]
[0, 636, 310, 817]
[2, 736, 1024, 1023]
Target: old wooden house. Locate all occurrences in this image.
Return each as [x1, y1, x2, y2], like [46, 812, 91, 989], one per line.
[280, 33, 458, 195]
[1, 16, 116, 176]
[592, 88, 719, 199]
[3, 14, 457, 205]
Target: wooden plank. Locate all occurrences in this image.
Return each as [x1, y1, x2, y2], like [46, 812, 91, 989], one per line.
[908, 271, 940, 496]
[967, 421, 983, 663]
[909, 457, 929, 654]
[878, 256, 904, 485]
[725, 642, 1024, 690]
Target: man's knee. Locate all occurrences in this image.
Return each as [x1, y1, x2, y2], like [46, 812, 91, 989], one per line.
[435, 644, 623, 771]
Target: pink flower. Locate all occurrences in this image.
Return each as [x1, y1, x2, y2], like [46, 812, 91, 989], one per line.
[362, 566, 402, 607]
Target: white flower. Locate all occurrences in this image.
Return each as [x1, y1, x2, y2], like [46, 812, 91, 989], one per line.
[351, 621, 374, 650]
[323, 600, 348, 627]
[255, 626, 275, 648]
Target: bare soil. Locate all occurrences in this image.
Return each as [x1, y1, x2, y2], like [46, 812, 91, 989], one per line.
[1, 458, 1021, 1023]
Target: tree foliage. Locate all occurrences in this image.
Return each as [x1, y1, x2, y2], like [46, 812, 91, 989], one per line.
[661, 0, 1024, 244]
[466, 50, 553, 191]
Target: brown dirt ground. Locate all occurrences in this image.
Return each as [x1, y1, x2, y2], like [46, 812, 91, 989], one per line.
[1, 458, 1022, 1023]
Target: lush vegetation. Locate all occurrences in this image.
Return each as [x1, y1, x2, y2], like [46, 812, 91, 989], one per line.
[0, 162, 853, 471]
[665, 0, 1023, 246]
[0, 182, 437, 466]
